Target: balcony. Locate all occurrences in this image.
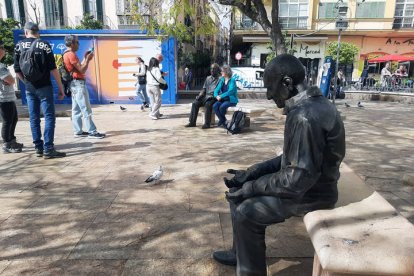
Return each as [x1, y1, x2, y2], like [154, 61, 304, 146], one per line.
[234, 18, 262, 31]
[393, 18, 414, 29]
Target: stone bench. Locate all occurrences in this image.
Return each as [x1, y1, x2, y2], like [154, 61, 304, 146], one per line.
[198, 105, 266, 127]
[304, 191, 414, 275]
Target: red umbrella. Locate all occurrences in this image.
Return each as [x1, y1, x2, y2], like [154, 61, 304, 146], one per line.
[368, 54, 414, 63]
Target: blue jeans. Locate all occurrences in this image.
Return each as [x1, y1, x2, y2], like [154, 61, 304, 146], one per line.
[70, 80, 97, 134]
[25, 85, 56, 152]
[213, 101, 237, 125]
[136, 84, 149, 104]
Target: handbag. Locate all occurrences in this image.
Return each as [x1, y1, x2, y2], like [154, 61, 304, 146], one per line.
[149, 69, 168, 90]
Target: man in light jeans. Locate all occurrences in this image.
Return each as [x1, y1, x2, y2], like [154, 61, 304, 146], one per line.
[63, 35, 105, 139]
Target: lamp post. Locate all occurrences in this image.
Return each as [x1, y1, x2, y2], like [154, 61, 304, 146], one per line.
[332, 4, 348, 104]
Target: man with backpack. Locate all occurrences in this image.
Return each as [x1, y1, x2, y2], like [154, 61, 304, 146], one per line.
[14, 22, 66, 159]
[63, 35, 105, 139]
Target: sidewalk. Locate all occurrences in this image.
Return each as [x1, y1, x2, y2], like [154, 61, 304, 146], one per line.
[0, 99, 412, 275]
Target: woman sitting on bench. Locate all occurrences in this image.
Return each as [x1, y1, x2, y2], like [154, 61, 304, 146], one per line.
[213, 65, 238, 127]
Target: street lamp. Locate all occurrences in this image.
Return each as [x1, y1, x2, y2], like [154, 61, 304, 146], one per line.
[332, 3, 348, 104]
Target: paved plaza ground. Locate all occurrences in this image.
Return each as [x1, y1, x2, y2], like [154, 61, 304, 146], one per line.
[0, 97, 413, 275]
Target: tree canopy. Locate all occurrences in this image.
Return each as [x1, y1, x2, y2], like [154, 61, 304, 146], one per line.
[327, 41, 359, 65]
[218, 0, 286, 55]
[0, 18, 20, 66]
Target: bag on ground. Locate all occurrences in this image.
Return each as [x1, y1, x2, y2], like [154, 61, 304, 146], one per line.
[19, 39, 46, 83]
[226, 110, 246, 135]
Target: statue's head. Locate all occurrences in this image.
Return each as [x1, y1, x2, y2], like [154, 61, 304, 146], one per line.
[264, 54, 305, 108]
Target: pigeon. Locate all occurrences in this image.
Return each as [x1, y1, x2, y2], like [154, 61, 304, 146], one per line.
[128, 97, 135, 101]
[357, 101, 364, 108]
[145, 166, 163, 183]
[345, 102, 351, 108]
[120, 105, 127, 111]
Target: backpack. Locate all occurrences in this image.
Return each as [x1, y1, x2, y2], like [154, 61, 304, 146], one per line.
[19, 39, 46, 83]
[226, 110, 246, 135]
[138, 65, 147, 85]
[56, 51, 73, 97]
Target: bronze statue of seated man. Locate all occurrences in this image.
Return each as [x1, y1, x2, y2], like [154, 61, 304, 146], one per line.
[212, 54, 346, 276]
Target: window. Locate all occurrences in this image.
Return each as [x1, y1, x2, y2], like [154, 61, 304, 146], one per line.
[5, 0, 25, 24]
[83, 0, 103, 21]
[279, 0, 308, 29]
[394, 0, 414, 28]
[356, 1, 385, 18]
[44, 0, 64, 28]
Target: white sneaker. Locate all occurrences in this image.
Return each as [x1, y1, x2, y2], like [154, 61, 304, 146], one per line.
[149, 115, 158, 120]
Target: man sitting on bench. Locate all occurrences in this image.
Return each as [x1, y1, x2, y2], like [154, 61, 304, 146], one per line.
[212, 54, 346, 275]
[185, 63, 221, 129]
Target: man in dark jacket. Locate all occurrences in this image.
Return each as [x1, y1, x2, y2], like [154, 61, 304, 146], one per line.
[14, 22, 66, 159]
[212, 54, 346, 275]
[185, 63, 221, 129]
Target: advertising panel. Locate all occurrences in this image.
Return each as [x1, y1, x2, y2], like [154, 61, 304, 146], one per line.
[13, 30, 176, 105]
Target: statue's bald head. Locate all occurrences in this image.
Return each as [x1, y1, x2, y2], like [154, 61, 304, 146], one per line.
[264, 54, 306, 108]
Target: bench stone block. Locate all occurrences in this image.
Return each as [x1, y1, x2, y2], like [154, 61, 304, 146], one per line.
[304, 192, 414, 275]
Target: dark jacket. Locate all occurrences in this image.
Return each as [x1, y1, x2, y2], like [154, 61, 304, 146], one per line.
[246, 87, 346, 214]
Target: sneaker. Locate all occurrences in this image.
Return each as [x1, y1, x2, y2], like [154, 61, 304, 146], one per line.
[10, 140, 24, 150]
[74, 131, 89, 138]
[140, 104, 145, 111]
[36, 148, 43, 157]
[158, 114, 163, 118]
[201, 124, 210, 129]
[144, 103, 150, 108]
[185, 123, 196, 127]
[43, 149, 66, 159]
[149, 114, 158, 120]
[2, 143, 22, 153]
[88, 132, 106, 139]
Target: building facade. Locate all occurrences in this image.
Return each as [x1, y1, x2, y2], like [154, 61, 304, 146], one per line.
[0, 0, 227, 61]
[232, 0, 414, 81]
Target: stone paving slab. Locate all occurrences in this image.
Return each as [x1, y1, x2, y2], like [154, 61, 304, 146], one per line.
[0, 99, 412, 275]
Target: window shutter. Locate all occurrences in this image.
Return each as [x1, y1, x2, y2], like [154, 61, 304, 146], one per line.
[58, 0, 64, 25]
[18, 0, 25, 25]
[5, 0, 14, 19]
[83, 0, 90, 14]
[97, 0, 103, 21]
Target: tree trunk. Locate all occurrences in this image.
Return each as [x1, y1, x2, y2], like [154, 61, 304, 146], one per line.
[271, 0, 286, 55]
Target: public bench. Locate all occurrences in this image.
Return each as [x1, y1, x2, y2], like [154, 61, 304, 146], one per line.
[304, 188, 414, 275]
[199, 106, 266, 127]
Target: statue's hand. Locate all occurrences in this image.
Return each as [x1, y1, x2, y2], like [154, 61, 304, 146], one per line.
[225, 181, 254, 204]
[223, 169, 249, 188]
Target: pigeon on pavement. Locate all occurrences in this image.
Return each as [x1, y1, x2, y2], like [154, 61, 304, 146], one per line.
[145, 166, 163, 183]
[128, 97, 135, 101]
[120, 105, 127, 111]
[357, 101, 364, 108]
[345, 102, 351, 108]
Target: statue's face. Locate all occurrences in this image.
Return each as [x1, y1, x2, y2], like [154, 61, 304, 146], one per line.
[264, 71, 290, 108]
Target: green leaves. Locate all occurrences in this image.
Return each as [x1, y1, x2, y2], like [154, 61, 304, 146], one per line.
[327, 41, 359, 65]
[0, 18, 20, 66]
[75, 14, 103, 30]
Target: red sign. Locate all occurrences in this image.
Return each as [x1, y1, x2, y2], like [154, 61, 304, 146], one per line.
[235, 52, 242, 60]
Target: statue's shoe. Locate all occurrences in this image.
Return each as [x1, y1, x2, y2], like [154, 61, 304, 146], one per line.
[212, 250, 237, 266]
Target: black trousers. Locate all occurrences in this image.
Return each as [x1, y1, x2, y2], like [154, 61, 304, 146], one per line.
[0, 101, 18, 143]
[188, 97, 216, 126]
[228, 190, 293, 276]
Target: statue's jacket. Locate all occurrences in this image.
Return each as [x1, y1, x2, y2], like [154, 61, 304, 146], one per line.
[247, 87, 346, 215]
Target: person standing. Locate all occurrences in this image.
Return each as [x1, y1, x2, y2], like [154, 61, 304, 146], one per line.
[0, 40, 23, 153]
[63, 35, 105, 139]
[381, 62, 392, 87]
[185, 63, 221, 129]
[213, 65, 238, 127]
[14, 22, 66, 159]
[133, 57, 150, 110]
[146, 57, 166, 120]
[184, 67, 193, 90]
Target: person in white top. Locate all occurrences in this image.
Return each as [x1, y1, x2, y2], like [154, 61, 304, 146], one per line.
[380, 62, 392, 87]
[146, 57, 166, 120]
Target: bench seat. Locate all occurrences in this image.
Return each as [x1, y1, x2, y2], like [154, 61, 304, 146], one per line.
[304, 191, 414, 275]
